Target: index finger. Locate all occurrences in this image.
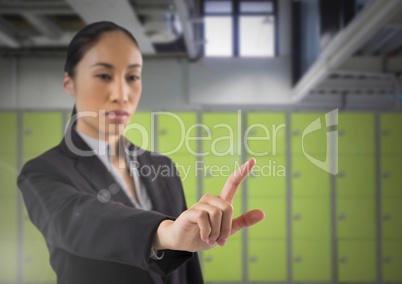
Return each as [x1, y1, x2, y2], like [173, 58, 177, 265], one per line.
[219, 158, 256, 204]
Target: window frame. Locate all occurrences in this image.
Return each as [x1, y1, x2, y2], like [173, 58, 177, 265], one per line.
[201, 0, 278, 57]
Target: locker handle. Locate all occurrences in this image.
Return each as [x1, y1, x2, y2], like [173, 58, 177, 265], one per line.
[339, 129, 345, 136]
[205, 172, 212, 178]
[294, 256, 302, 263]
[383, 214, 392, 221]
[384, 257, 392, 263]
[293, 213, 302, 220]
[338, 213, 346, 220]
[382, 130, 390, 136]
[250, 256, 258, 263]
[24, 256, 32, 263]
[24, 129, 32, 136]
[159, 129, 168, 135]
[338, 171, 346, 178]
[340, 257, 348, 263]
[293, 172, 301, 178]
[205, 255, 213, 263]
[292, 130, 300, 136]
[382, 172, 391, 178]
[249, 129, 257, 136]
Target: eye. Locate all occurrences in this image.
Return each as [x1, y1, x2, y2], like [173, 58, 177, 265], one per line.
[96, 74, 112, 81]
[127, 75, 140, 82]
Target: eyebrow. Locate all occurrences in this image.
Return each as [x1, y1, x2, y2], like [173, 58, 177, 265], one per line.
[92, 63, 142, 69]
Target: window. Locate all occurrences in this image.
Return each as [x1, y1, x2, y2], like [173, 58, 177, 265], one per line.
[203, 0, 277, 57]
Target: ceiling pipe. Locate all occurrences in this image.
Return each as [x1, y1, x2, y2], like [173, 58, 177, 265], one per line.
[292, 0, 402, 102]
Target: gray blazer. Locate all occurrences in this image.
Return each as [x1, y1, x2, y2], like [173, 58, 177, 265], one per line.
[17, 126, 203, 284]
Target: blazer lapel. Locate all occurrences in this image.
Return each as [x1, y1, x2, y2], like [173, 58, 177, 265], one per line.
[61, 126, 135, 207]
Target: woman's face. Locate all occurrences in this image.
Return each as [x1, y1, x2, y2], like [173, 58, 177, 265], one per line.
[64, 31, 143, 139]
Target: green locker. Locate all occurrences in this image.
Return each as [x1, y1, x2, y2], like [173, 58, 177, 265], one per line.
[337, 198, 376, 239]
[338, 113, 375, 155]
[248, 239, 287, 282]
[292, 198, 331, 239]
[337, 155, 375, 197]
[157, 112, 198, 155]
[0, 198, 18, 282]
[22, 112, 63, 159]
[292, 155, 331, 197]
[0, 155, 18, 197]
[202, 237, 242, 282]
[0, 240, 18, 282]
[245, 112, 286, 156]
[338, 240, 377, 282]
[124, 112, 154, 151]
[381, 156, 402, 198]
[292, 240, 332, 282]
[0, 112, 18, 282]
[380, 113, 402, 155]
[22, 112, 62, 282]
[202, 112, 240, 156]
[248, 198, 286, 239]
[291, 112, 328, 155]
[382, 240, 402, 282]
[169, 154, 198, 207]
[382, 198, 402, 239]
[23, 239, 56, 282]
[0, 112, 18, 153]
[247, 155, 286, 198]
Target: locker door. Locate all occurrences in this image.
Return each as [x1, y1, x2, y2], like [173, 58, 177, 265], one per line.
[248, 198, 286, 239]
[338, 240, 377, 282]
[202, 237, 242, 282]
[292, 240, 332, 282]
[247, 155, 286, 198]
[22, 112, 62, 282]
[382, 198, 402, 239]
[382, 240, 402, 282]
[336, 156, 375, 197]
[124, 112, 154, 151]
[248, 239, 287, 282]
[169, 154, 198, 207]
[22, 112, 63, 161]
[0, 112, 18, 282]
[292, 198, 331, 239]
[381, 156, 402, 198]
[337, 198, 376, 239]
[380, 113, 402, 155]
[245, 112, 286, 156]
[202, 112, 240, 155]
[157, 112, 197, 155]
[0, 197, 18, 282]
[292, 155, 331, 198]
[338, 113, 375, 155]
[291, 113, 328, 155]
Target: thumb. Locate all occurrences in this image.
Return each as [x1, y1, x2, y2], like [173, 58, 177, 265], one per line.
[230, 209, 265, 236]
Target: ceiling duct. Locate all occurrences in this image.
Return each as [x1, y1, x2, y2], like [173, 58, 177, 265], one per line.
[143, 14, 182, 44]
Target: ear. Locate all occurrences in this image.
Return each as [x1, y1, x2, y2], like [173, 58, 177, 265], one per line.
[63, 72, 76, 97]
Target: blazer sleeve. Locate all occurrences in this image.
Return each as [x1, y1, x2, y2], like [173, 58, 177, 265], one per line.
[17, 155, 193, 276]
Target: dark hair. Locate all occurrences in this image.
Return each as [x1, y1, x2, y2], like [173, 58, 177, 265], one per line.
[64, 21, 140, 78]
[66, 21, 140, 120]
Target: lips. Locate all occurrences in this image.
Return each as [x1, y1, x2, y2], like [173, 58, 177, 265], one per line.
[106, 110, 129, 121]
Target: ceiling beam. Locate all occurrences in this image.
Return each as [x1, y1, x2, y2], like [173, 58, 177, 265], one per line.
[0, 2, 74, 15]
[292, 0, 402, 102]
[64, 0, 155, 54]
[0, 17, 21, 48]
[22, 14, 63, 39]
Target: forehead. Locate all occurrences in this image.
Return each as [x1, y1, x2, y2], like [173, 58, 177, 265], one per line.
[80, 31, 142, 66]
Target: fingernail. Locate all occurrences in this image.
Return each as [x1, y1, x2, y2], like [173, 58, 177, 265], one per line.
[208, 239, 216, 246]
[218, 239, 227, 246]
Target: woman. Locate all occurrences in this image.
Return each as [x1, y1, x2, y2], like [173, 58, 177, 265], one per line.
[17, 21, 264, 284]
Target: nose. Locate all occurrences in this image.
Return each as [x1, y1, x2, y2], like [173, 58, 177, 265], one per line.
[110, 77, 129, 103]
